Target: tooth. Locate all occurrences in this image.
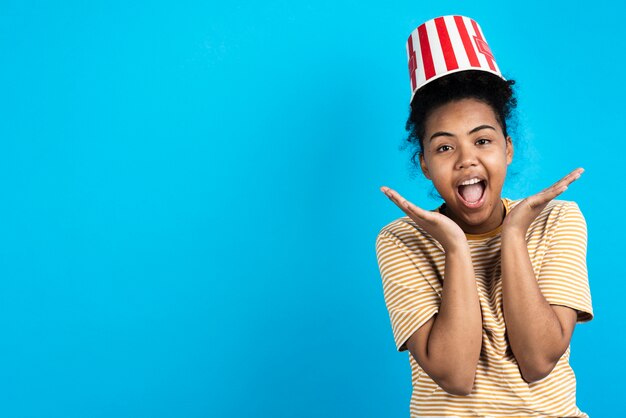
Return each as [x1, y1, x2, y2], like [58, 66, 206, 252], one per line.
[460, 178, 482, 186]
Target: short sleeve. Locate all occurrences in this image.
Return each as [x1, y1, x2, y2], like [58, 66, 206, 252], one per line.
[375, 231, 441, 352]
[536, 202, 594, 323]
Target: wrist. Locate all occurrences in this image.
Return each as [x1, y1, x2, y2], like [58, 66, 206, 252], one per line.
[501, 227, 527, 241]
[444, 240, 471, 256]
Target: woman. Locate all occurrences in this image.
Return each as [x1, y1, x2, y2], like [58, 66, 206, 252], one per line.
[375, 15, 594, 418]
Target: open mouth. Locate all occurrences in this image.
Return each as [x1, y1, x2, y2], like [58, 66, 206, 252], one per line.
[457, 180, 487, 208]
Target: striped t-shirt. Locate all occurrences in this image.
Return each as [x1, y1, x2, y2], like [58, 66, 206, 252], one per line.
[375, 197, 594, 418]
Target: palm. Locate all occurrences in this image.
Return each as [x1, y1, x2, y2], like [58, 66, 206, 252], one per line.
[381, 186, 466, 251]
[503, 168, 584, 234]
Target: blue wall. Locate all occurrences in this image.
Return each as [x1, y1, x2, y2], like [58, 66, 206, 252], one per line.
[0, 1, 621, 417]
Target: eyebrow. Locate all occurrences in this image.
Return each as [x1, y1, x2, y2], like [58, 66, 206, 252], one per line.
[428, 124, 497, 142]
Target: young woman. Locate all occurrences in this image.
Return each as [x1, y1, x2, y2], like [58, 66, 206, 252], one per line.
[375, 16, 593, 418]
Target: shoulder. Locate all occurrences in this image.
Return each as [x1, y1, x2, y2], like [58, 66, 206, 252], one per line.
[515, 198, 587, 238]
[507, 196, 578, 210]
[541, 199, 585, 226]
[375, 212, 443, 255]
[376, 215, 420, 242]
[507, 197, 584, 219]
[546, 199, 587, 238]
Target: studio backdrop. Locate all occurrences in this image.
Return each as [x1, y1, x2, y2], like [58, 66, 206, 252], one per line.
[0, 1, 622, 417]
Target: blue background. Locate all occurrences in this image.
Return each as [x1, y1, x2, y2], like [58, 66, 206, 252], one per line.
[1, 1, 622, 417]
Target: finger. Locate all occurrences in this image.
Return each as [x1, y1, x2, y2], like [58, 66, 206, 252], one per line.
[531, 179, 568, 208]
[572, 167, 584, 181]
[548, 170, 576, 189]
[527, 189, 560, 210]
[563, 167, 584, 183]
[561, 168, 584, 185]
[381, 187, 428, 219]
[382, 187, 409, 209]
[381, 186, 400, 201]
[401, 199, 428, 217]
[545, 181, 569, 198]
[401, 201, 437, 225]
[381, 186, 397, 202]
[545, 168, 584, 194]
[536, 181, 571, 207]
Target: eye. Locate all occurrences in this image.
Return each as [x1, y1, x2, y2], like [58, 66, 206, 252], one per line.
[436, 145, 452, 152]
[476, 138, 491, 145]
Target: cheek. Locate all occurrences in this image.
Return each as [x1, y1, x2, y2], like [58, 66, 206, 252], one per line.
[427, 163, 454, 186]
[430, 172, 457, 195]
[484, 151, 508, 169]
[485, 160, 508, 186]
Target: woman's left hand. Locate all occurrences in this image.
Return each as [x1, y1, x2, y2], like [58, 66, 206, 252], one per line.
[502, 167, 584, 236]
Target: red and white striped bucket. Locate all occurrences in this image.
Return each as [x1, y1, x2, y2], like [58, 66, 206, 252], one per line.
[406, 15, 505, 104]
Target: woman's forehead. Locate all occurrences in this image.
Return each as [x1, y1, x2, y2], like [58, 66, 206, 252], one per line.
[425, 99, 501, 134]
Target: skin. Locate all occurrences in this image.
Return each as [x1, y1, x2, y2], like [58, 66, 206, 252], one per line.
[500, 169, 583, 382]
[419, 98, 512, 235]
[380, 97, 584, 388]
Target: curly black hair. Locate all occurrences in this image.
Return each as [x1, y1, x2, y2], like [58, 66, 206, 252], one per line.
[401, 70, 519, 178]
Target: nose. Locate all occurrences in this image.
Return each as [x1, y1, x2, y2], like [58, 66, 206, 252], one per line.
[455, 143, 479, 170]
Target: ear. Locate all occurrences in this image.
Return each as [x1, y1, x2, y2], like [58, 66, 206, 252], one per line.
[419, 153, 431, 180]
[505, 136, 514, 165]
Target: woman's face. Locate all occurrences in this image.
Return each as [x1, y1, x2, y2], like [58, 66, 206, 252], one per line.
[419, 98, 513, 235]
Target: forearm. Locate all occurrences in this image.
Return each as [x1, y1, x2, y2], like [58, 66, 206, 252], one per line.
[428, 244, 482, 390]
[500, 232, 564, 382]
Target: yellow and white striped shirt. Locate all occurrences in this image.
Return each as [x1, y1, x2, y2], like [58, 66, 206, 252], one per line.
[375, 197, 594, 417]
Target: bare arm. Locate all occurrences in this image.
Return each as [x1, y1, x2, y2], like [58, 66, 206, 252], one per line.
[498, 169, 585, 383]
[380, 187, 483, 396]
[406, 243, 482, 395]
[500, 232, 577, 383]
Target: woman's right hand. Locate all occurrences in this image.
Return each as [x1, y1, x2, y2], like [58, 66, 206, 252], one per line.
[381, 186, 467, 252]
